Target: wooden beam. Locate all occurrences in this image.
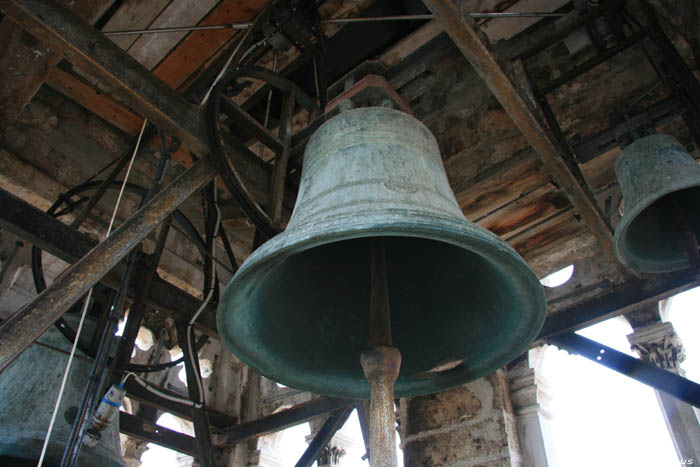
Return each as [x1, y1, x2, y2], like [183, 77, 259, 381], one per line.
[216, 397, 352, 446]
[46, 67, 143, 135]
[122, 377, 237, 429]
[0, 0, 208, 154]
[536, 269, 698, 341]
[0, 0, 288, 207]
[421, 0, 618, 261]
[120, 412, 199, 457]
[0, 186, 219, 337]
[0, 0, 111, 130]
[0, 156, 217, 372]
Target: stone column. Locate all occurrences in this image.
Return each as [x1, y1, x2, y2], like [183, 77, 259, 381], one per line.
[305, 415, 350, 466]
[507, 348, 558, 467]
[628, 321, 700, 463]
[121, 437, 148, 467]
[401, 370, 523, 466]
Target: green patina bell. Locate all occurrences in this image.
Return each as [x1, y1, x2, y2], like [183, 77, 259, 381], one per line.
[217, 107, 545, 399]
[615, 134, 700, 273]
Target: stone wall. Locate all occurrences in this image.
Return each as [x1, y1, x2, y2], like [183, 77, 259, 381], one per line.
[400, 371, 522, 467]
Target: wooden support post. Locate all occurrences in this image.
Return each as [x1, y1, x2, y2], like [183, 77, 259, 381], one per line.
[421, 0, 618, 261]
[0, 156, 217, 373]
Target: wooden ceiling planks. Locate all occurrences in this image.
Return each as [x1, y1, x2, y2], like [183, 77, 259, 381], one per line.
[46, 67, 144, 135]
[478, 184, 569, 239]
[154, 0, 270, 90]
[456, 151, 552, 220]
[126, 0, 219, 70]
[101, 0, 172, 50]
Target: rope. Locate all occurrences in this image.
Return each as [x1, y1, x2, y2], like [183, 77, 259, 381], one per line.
[37, 118, 148, 467]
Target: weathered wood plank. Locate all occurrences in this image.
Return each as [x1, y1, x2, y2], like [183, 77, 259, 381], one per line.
[422, 0, 618, 261]
[0, 18, 61, 131]
[0, 155, 218, 372]
[0, 0, 280, 203]
[153, 0, 268, 90]
[508, 210, 594, 277]
[379, 20, 443, 69]
[0, 0, 112, 130]
[217, 397, 352, 446]
[0, 185, 219, 337]
[480, 0, 570, 43]
[126, 0, 218, 70]
[101, 0, 172, 50]
[46, 67, 144, 135]
[536, 268, 698, 341]
[120, 412, 198, 457]
[456, 151, 551, 220]
[478, 184, 570, 239]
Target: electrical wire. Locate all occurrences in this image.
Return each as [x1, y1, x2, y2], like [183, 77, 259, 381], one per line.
[37, 118, 148, 467]
[186, 183, 222, 404]
[121, 372, 203, 408]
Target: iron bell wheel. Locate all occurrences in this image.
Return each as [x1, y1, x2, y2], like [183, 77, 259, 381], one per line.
[217, 107, 546, 399]
[615, 134, 700, 273]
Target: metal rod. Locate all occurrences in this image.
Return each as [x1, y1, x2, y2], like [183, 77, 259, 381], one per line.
[103, 12, 567, 36]
[270, 88, 294, 224]
[549, 332, 700, 408]
[360, 238, 400, 467]
[0, 156, 217, 374]
[368, 238, 392, 347]
[295, 406, 354, 467]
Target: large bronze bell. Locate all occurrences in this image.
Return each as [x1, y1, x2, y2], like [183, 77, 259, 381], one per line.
[615, 134, 700, 272]
[0, 315, 124, 466]
[217, 107, 545, 399]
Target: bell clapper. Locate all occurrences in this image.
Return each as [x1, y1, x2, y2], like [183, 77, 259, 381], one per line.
[361, 238, 401, 467]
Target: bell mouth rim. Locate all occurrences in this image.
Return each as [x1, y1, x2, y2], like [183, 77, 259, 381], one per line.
[217, 209, 546, 399]
[614, 180, 700, 273]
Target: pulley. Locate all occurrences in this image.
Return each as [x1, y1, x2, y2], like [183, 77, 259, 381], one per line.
[217, 107, 546, 399]
[615, 134, 700, 272]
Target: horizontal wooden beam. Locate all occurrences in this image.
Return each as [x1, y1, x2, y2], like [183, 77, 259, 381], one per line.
[0, 157, 217, 372]
[536, 269, 698, 342]
[121, 377, 236, 429]
[0, 187, 219, 337]
[120, 412, 198, 457]
[220, 97, 284, 154]
[216, 397, 352, 446]
[421, 0, 618, 262]
[0, 0, 278, 203]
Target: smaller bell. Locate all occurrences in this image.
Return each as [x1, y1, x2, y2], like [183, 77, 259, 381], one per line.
[615, 134, 700, 272]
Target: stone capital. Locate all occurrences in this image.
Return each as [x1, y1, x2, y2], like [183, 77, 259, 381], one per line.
[627, 321, 685, 371]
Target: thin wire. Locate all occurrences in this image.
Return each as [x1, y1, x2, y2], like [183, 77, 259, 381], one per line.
[103, 12, 568, 36]
[37, 118, 148, 467]
[200, 26, 254, 106]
